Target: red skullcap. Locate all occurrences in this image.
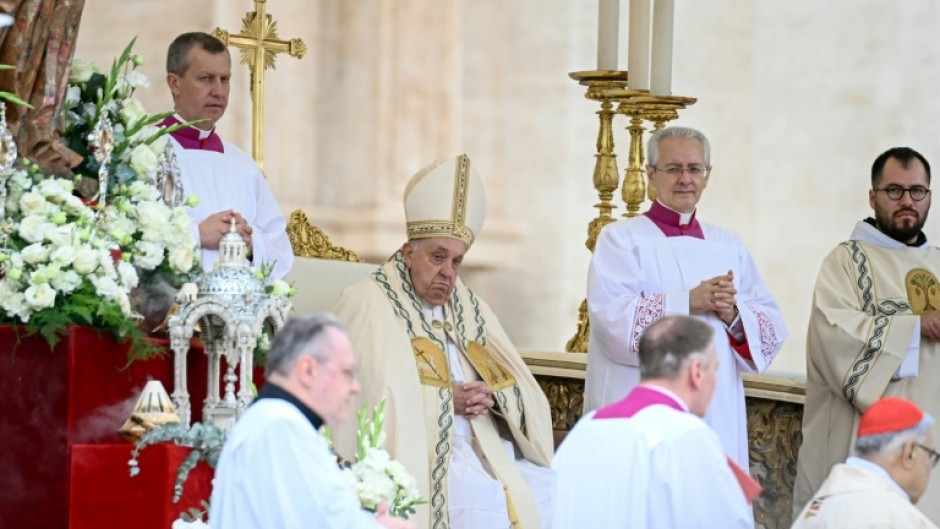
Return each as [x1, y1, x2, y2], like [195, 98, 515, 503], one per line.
[857, 397, 925, 437]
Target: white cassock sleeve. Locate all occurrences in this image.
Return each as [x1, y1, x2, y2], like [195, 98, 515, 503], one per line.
[728, 243, 787, 374]
[243, 163, 294, 280]
[587, 223, 689, 368]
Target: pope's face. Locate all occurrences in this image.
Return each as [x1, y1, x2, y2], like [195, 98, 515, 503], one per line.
[870, 157, 931, 244]
[166, 46, 231, 130]
[402, 237, 467, 307]
[647, 137, 710, 214]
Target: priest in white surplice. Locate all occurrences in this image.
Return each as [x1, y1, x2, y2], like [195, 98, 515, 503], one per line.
[584, 126, 788, 468]
[331, 154, 555, 529]
[792, 397, 939, 529]
[554, 315, 754, 529]
[210, 314, 415, 529]
[795, 147, 940, 524]
[161, 32, 293, 279]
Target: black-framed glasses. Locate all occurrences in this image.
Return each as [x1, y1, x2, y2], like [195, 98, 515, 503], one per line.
[873, 185, 931, 201]
[650, 165, 710, 179]
[916, 443, 940, 468]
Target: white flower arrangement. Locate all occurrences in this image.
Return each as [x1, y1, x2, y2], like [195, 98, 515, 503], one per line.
[0, 161, 155, 352]
[338, 398, 426, 519]
[0, 39, 203, 359]
[63, 39, 181, 190]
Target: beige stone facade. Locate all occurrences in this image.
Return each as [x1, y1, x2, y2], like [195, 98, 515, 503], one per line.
[75, 1, 940, 375]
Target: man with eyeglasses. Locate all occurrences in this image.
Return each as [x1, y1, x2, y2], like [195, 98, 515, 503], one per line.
[584, 126, 788, 470]
[210, 314, 416, 529]
[794, 147, 940, 524]
[792, 397, 939, 528]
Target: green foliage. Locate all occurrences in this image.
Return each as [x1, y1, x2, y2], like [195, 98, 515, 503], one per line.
[6, 280, 164, 362]
[180, 500, 211, 523]
[129, 422, 227, 503]
[357, 397, 387, 461]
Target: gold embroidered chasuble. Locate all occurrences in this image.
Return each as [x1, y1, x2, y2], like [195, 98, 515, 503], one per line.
[331, 251, 553, 529]
[795, 236, 940, 524]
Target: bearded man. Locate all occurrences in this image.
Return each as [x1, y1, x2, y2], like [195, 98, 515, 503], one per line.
[794, 147, 940, 525]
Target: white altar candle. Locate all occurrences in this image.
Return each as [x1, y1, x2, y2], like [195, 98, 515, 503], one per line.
[597, 0, 620, 70]
[650, 0, 675, 95]
[627, 0, 651, 90]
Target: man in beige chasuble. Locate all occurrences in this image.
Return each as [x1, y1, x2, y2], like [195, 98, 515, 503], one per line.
[331, 154, 554, 529]
[795, 147, 940, 524]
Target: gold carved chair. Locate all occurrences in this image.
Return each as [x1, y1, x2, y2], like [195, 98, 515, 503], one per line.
[283, 210, 378, 314]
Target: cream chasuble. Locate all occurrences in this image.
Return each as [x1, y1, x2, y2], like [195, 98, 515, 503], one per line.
[795, 221, 940, 523]
[792, 461, 939, 529]
[331, 251, 554, 529]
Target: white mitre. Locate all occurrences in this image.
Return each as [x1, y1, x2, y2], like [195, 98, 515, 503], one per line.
[403, 153, 486, 247]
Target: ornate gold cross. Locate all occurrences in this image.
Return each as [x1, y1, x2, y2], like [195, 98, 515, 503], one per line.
[213, 0, 306, 172]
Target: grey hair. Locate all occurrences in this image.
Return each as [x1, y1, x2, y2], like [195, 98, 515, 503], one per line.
[638, 315, 715, 380]
[265, 314, 347, 377]
[167, 32, 228, 75]
[647, 126, 712, 168]
[854, 415, 935, 458]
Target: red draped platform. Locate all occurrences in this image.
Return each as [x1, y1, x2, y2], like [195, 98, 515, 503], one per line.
[70, 444, 213, 529]
[1, 326, 259, 529]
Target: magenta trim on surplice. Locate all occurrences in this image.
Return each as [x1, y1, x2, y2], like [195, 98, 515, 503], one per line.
[159, 115, 224, 153]
[593, 385, 683, 420]
[644, 201, 704, 239]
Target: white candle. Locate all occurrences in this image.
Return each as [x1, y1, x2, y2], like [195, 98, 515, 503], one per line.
[597, 0, 620, 71]
[627, 0, 651, 90]
[650, 0, 675, 95]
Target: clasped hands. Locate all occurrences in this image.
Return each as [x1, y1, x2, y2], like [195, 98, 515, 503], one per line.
[453, 381, 496, 419]
[690, 270, 738, 325]
[199, 209, 253, 252]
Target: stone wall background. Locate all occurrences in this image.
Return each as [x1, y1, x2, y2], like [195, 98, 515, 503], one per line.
[75, 0, 940, 375]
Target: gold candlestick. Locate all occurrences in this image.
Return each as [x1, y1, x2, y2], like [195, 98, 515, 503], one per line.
[564, 73, 696, 353]
[565, 70, 627, 354]
[568, 71, 629, 252]
[619, 101, 647, 218]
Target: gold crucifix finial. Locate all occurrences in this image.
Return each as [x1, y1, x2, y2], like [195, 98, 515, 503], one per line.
[213, 0, 306, 172]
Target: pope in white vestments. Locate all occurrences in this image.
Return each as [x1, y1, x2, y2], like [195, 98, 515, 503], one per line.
[555, 316, 753, 529]
[585, 127, 788, 468]
[332, 154, 555, 529]
[795, 147, 940, 524]
[162, 32, 293, 280]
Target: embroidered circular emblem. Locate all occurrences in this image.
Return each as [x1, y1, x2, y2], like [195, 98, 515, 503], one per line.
[905, 268, 940, 314]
